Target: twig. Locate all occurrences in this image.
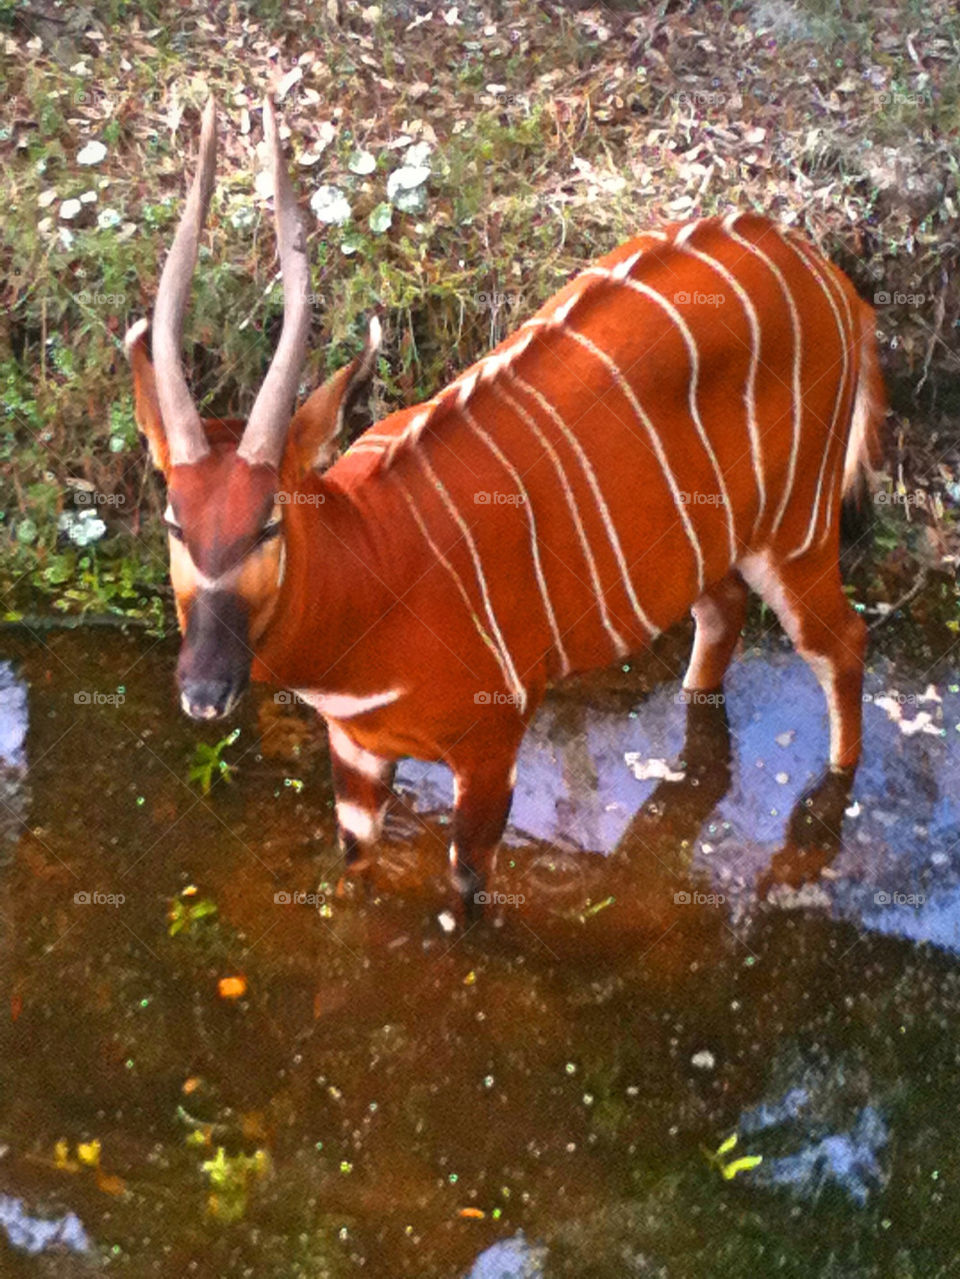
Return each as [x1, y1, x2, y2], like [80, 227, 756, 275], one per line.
[869, 568, 930, 630]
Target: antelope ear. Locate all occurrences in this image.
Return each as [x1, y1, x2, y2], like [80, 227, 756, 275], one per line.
[124, 319, 170, 477]
[283, 316, 380, 479]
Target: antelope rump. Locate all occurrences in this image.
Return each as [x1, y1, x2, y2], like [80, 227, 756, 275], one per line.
[125, 97, 886, 914]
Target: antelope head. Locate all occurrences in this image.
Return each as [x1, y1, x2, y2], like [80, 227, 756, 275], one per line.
[125, 97, 378, 720]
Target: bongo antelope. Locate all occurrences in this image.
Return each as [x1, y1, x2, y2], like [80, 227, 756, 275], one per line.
[125, 98, 885, 913]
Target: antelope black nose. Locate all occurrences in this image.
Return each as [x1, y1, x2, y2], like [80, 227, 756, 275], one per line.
[176, 590, 251, 722]
[180, 679, 236, 721]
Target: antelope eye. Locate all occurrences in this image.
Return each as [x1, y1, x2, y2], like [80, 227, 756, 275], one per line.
[256, 518, 283, 547]
[164, 505, 184, 542]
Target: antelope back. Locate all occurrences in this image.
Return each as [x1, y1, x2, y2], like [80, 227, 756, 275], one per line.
[320, 213, 879, 705]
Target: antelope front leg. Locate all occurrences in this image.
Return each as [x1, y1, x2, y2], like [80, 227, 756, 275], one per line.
[327, 724, 395, 875]
[449, 759, 517, 919]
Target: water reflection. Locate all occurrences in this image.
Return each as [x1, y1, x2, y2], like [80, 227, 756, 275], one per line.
[0, 634, 959, 1276]
[398, 651, 960, 953]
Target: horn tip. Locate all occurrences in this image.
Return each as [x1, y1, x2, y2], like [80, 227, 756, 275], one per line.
[123, 317, 149, 360]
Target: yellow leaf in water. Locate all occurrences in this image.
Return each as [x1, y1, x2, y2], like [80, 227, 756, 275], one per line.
[77, 1140, 101, 1168]
[716, 1133, 738, 1157]
[721, 1155, 763, 1180]
[54, 1139, 74, 1171]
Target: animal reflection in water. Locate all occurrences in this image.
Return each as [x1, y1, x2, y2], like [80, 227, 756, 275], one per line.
[354, 693, 854, 927]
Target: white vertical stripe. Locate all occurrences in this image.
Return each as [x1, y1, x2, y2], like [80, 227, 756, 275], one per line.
[414, 453, 528, 712]
[459, 404, 571, 675]
[722, 213, 803, 536]
[673, 241, 765, 527]
[580, 266, 737, 564]
[505, 371, 662, 639]
[525, 317, 706, 591]
[491, 376, 632, 653]
[393, 480, 511, 694]
[778, 232, 853, 561]
[505, 371, 661, 633]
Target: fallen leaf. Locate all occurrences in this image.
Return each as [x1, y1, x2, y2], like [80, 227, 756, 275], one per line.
[76, 140, 107, 166]
[218, 975, 247, 1000]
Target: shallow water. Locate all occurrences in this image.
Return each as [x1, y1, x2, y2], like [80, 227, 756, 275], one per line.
[0, 630, 959, 1277]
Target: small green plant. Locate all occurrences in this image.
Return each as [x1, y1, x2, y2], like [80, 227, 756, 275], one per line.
[703, 1132, 763, 1182]
[167, 888, 218, 937]
[201, 1145, 270, 1223]
[188, 728, 240, 795]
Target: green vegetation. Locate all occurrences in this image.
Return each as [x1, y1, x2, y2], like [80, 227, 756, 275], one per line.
[188, 727, 241, 795]
[1, 0, 957, 640]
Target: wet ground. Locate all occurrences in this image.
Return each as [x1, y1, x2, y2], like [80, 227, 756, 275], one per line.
[0, 626, 959, 1277]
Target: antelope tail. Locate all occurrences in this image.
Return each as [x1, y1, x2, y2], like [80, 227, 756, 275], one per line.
[842, 299, 886, 506]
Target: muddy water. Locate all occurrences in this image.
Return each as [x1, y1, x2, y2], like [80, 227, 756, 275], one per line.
[0, 630, 959, 1277]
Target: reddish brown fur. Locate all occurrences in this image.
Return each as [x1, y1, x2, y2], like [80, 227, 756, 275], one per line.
[130, 212, 886, 911]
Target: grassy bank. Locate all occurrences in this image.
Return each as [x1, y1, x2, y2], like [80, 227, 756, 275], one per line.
[1, 0, 958, 635]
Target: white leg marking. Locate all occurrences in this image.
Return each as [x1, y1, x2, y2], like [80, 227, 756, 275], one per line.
[737, 551, 802, 644]
[460, 404, 571, 676]
[336, 801, 380, 844]
[804, 652, 842, 765]
[721, 216, 803, 536]
[327, 724, 389, 780]
[685, 589, 739, 689]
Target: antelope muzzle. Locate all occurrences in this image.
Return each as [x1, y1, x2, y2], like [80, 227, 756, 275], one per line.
[177, 590, 251, 720]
